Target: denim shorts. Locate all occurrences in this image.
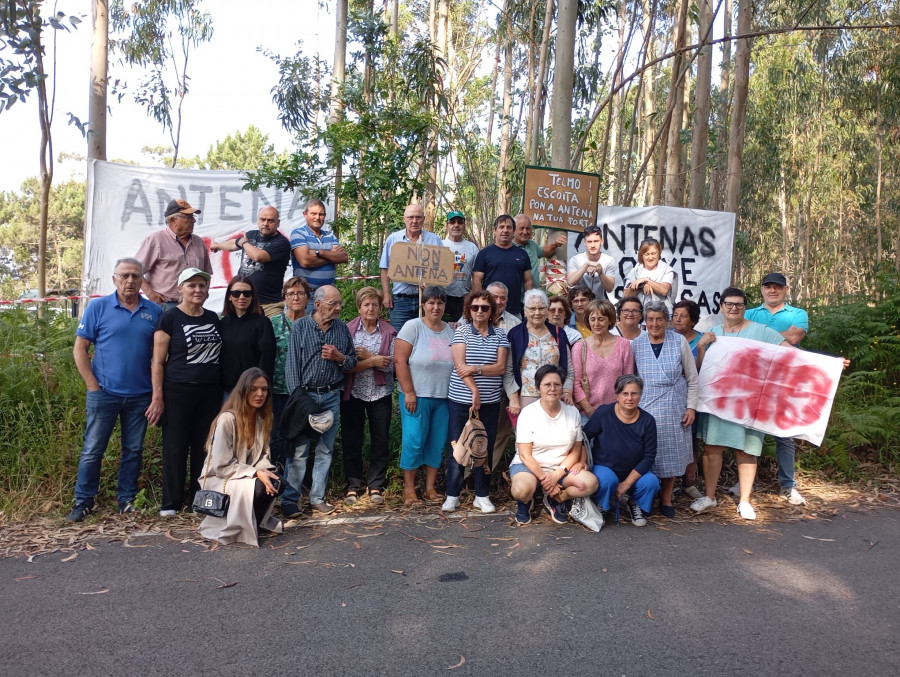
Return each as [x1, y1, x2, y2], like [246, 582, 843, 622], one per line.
[509, 463, 566, 485]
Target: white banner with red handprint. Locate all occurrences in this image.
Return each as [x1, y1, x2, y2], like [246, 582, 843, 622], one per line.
[696, 337, 844, 446]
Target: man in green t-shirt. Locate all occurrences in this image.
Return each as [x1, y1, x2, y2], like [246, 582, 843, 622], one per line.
[513, 214, 567, 297]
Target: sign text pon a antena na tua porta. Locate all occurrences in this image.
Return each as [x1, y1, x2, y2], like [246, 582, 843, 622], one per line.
[523, 166, 602, 232]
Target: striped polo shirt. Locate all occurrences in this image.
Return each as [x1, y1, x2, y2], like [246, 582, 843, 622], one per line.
[290, 224, 341, 288]
[448, 323, 510, 405]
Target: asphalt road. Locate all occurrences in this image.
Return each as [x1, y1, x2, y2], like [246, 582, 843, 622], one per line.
[2, 508, 898, 676]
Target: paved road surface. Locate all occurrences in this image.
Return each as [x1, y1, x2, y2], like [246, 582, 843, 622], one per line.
[2, 508, 898, 676]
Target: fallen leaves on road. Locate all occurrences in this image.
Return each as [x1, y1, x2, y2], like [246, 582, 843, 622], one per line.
[647, 610, 655, 620]
[743, 548, 754, 555]
[216, 582, 239, 589]
[391, 570, 404, 575]
[80, 588, 109, 595]
[801, 536, 836, 542]
[60, 552, 78, 562]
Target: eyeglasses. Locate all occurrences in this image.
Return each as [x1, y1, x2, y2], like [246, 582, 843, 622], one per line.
[229, 290, 253, 298]
[525, 306, 548, 312]
[621, 309, 642, 316]
[320, 300, 343, 307]
[470, 304, 491, 312]
[285, 291, 308, 299]
[722, 301, 746, 310]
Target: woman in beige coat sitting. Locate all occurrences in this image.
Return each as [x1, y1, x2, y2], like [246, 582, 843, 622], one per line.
[198, 368, 283, 546]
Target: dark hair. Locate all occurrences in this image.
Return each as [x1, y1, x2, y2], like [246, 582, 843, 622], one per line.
[673, 299, 700, 325]
[548, 295, 572, 324]
[614, 373, 644, 395]
[422, 285, 447, 304]
[567, 286, 596, 303]
[616, 296, 643, 318]
[721, 287, 747, 304]
[535, 364, 564, 389]
[637, 238, 662, 265]
[223, 275, 262, 317]
[574, 224, 604, 250]
[493, 214, 515, 229]
[463, 290, 497, 323]
[586, 299, 617, 326]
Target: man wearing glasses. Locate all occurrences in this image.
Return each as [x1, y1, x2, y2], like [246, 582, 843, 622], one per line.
[567, 224, 616, 299]
[210, 206, 291, 318]
[379, 203, 444, 331]
[135, 199, 212, 311]
[66, 258, 162, 522]
[283, 285, 358, 516]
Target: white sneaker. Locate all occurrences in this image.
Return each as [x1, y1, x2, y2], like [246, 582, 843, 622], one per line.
[684, 485, 703, 500]
[472, 496, 496, 513]
[727, 482, 740, 497]
[159, 509, 177, 517]
[782, 488, 807, 506]
[441, 496, 460, 512]
[737, 502, 757, 520]
[689, 496, 717, 513]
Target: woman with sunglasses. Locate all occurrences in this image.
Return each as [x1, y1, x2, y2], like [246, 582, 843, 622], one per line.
[220, 276, 276, 397]
[624, 238, 676, 311]
[610, 297, 646, 342]
[691, 287, 791, 520]
[442, 291, 510, 514]
[269, 276, 311, 467]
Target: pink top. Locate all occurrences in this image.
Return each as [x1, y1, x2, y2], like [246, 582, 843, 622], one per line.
[135, 228, 212, 302]
[572, 336, 634, 409]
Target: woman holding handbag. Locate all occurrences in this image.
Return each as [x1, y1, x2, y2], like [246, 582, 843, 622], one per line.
[572, 299, 634, 421]
[197, 368, 283, 547]
[510, 365, 598, 525]
[442, 291, 510, 514]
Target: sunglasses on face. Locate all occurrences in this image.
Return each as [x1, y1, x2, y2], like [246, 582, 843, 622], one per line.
[470, 304, 491, 312]
[229, 290, 253, 298]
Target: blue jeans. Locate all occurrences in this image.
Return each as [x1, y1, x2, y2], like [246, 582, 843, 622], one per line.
[775, 436, 796, 489]
[74, 390, 151, 508]
[592, 465, 660, 514]
[389, 294, 419, 332]
[283, 390, 341, 506]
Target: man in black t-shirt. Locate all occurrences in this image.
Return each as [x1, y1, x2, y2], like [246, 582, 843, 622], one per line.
[472, 214, 533, 317]
[210, 206, 291, 317]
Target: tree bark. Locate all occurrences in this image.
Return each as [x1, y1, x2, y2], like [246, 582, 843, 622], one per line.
[530, 0, 555, 165]
[688, 0, 713, 208]
[724, 0, 751, 216]
[605, 1, 627, 203]
[88, 0, 108, 161]
[551, 0, 577, 169]
[331, 0, 348, 228]
[663, 0, 689, 206]
[709, 0, 731, 211]
[874, 76, 883, 268]
[639, 0, 657, 206]
[523, 2, 538, 160]
[497, 28, 513, 214]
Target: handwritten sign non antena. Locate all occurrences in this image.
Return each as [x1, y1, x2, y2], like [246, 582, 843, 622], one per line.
[523, 166, 601, 232]
[388, 242, 454, 286]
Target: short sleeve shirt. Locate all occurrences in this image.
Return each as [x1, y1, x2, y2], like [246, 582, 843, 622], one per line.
[448, 323, 510, 404]
[511, 400, 583, 471]
[442, 238, 480, 297]
[472, 245, 531, 316]
[514, 239, 543, 295]
[379, 229, 446, 295]
[567, 251, 617, 298]
[290, 225, 341, 288]
[745, 303, 809, 338]
[396, 318, 455, 398]
[155, 308, 222, 384]
[239, 229, 291, 304]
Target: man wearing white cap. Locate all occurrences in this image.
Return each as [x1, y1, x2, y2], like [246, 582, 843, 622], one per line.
[136, 198, 212, 310]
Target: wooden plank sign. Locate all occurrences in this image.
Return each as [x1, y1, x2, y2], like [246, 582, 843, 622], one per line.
[387, 241, 455, 286]
[522, 165, 601, 232]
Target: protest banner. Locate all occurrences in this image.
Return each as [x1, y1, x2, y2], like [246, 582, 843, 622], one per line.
[697, 337, 844, 446]
[387, 241, 454, 286]
[523, 166, 601, 232]
[83, 160, 317, 310]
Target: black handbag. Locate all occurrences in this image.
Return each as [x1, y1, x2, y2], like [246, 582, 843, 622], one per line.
[192, 450, 230, 518]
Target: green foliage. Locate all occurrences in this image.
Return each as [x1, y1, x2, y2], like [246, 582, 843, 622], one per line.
[0, 178, 86, 298]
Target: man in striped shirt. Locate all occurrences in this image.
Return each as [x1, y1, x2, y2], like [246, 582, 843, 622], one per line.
[290, 200, 348, 312]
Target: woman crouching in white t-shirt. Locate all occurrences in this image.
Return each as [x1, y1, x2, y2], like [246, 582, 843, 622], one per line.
[509, 364, 598, 525]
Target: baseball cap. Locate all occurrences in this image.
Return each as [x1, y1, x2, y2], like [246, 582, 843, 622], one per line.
[446, 211, 466, 221]
[761, 272, 787, 286]
[177, 267, 211, 286]
[164, 198, 202, 218]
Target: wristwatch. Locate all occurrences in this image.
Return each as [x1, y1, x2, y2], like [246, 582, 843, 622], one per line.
[315, 250, 321, 258]
[476, 365, 482, 376]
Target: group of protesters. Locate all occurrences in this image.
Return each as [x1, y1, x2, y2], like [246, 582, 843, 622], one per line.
[67, 197, 826, 547]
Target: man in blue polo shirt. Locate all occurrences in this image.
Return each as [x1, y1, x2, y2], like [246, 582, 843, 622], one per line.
[290, 199, 348, 313]
[472, 214, 533, 317]
[744, 271, 810, 506]
[66, 258, 162, 522]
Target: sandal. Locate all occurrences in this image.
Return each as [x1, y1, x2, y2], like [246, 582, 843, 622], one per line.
[344, 490, 359, 506]
[369, 489, 384, 505]
[423, 490, 442, 503]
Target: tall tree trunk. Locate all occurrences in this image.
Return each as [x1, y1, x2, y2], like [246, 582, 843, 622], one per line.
[523, 2, 538, 160]
[724, 0, 751, 216]
[551, 0, 577, 169]
[874, 77, 883, 268]
[688, 0, 713, 208]
[709, 0, 731, 211]
[331, 0, 348, 229]
[485, 0, 507, 143]
[88, 0, 108, 161]
[639, 0, 657, 206]
[605, 1, 627, 203]
[497, 29, 513, 214]
[663, 0, 689, 206]
[424, 0, 449, 231]
[530, 0, 555, 164]
[800, 58, 827, 301]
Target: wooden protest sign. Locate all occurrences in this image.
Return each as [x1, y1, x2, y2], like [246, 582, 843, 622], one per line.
[388, 241, 455, 286]
[522, 165, 601, 232]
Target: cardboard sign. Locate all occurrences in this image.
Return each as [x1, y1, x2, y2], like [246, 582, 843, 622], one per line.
[387, 242, 455, 286]
[523, 166, 601, 232]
